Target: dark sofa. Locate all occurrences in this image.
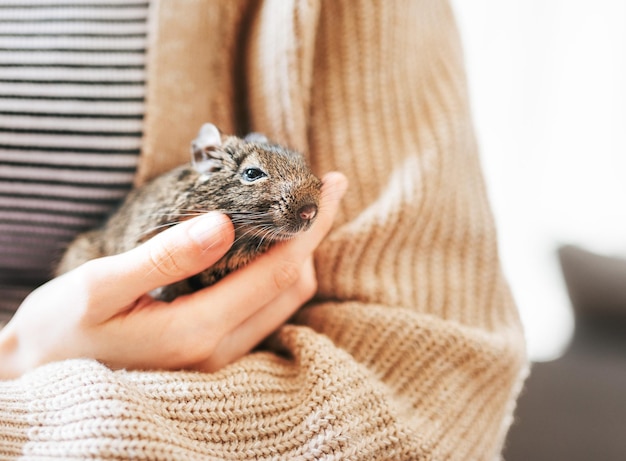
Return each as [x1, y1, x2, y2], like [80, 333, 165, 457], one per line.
[504, 246, 626, 460]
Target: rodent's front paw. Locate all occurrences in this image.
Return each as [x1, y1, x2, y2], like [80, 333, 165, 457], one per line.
[150, 280, 194, 302]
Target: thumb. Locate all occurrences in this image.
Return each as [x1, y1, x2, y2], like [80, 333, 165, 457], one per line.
[89, 212, 234, 307]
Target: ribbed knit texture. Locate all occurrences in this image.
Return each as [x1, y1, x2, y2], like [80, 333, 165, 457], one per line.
[0, 1, 527, 460]
[0, 0, 148, 321]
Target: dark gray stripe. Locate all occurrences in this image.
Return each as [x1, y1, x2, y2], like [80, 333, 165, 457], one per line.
[0, 1, 148, 315]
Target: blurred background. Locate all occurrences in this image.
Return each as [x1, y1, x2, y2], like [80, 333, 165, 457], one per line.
[451, 1, 626, 459]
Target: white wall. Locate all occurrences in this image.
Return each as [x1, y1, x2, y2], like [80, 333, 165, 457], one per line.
[451, 0, 626, 361]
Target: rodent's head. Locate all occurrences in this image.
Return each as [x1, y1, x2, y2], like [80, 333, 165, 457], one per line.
[187, 123, 322, 242]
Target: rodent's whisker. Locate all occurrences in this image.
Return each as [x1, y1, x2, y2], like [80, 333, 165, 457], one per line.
[57, 126, 323, 302]
[142, 220, 237, 280]
[229, 213, 274, 221]
[196, 220, 240, 255]
[231, 225, 269, 247]
[135, 221, 180, 241]
[139, 211, 205, 221]
[130, 215, 200, 240]
[230, 223, 280, 249]
[132, 214, 223, 245]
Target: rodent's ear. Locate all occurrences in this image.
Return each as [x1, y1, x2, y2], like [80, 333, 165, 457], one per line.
[191, 123, 223, 174]
[244, 132, 269, 144]
[194, 123, 222, 148]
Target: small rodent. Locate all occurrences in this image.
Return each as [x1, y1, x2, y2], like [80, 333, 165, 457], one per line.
[56, 123, 322, 301]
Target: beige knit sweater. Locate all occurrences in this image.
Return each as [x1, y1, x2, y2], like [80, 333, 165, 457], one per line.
[0, 1, 527, 460]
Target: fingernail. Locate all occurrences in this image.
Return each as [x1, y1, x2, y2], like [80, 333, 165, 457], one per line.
[336, 174, 349, 197]
[324, 172, 349, 199]
[188, 212, 229, 247]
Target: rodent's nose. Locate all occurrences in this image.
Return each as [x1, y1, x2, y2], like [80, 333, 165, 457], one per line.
[297, 204, 318, 223]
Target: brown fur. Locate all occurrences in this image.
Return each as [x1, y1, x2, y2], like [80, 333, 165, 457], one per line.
[56, 129, 322, 301]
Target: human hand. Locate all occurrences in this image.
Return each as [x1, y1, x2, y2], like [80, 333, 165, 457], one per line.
[0, 172, 347, 379]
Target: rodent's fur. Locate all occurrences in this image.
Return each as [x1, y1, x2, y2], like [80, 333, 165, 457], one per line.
[56, 124, 322, 301]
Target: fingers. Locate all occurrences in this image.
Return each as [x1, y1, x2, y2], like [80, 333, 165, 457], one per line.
[122, 172, 347, 370]
[195, 257, 317, 372]
[84, 212, 235, 309]
[62, 172, 345, 372]
[180, 172, 348, 333]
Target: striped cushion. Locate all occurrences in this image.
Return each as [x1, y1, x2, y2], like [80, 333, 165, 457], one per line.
[0, 0, 149, 320]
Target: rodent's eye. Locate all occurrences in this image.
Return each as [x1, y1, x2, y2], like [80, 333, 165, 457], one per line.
[242, 167, 267, 182]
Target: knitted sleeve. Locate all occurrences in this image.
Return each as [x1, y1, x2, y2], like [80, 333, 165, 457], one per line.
[0, 1, 527, 460]
[245, 1, 528, 458]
